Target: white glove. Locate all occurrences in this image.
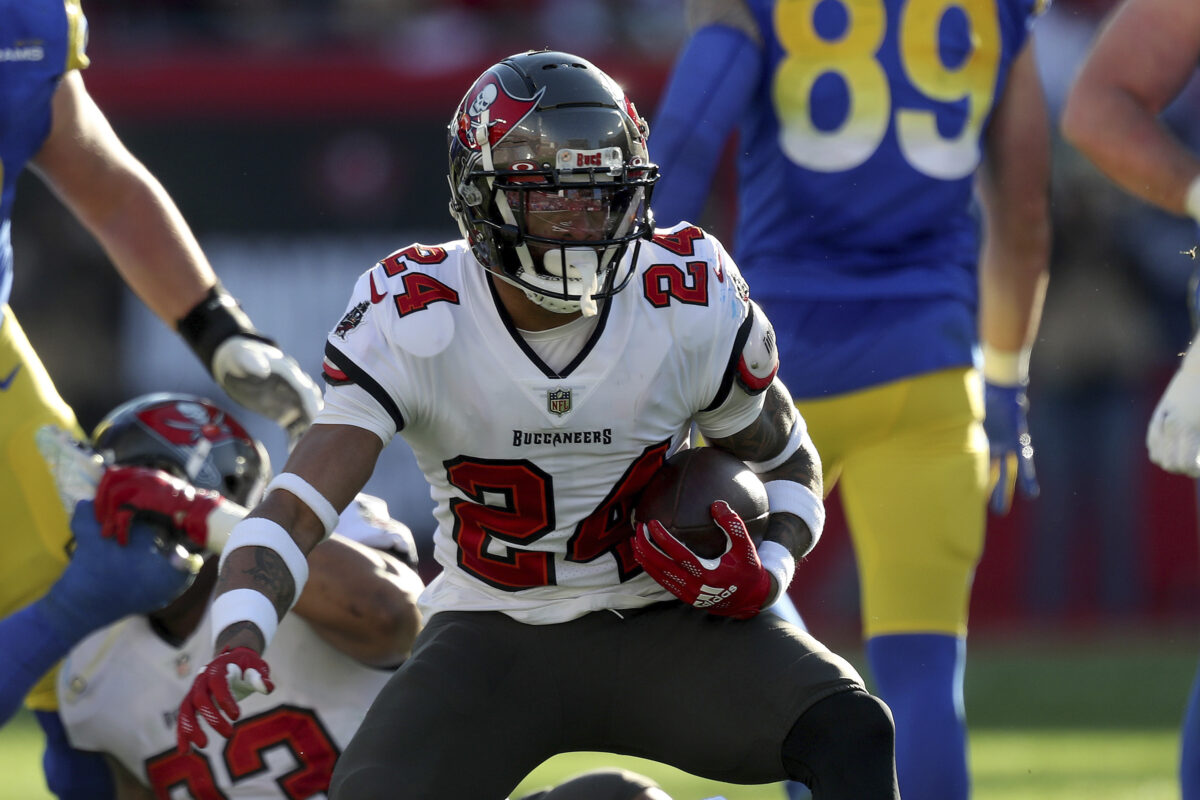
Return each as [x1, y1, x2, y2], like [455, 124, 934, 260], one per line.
[1147, 340, 1200, 476]
[225, 659, 272, 702]
[34, 425, 105, 513]
[336, 493, 419, 569]
[36, 425, 203, 573]
[211, 335, 323, 446]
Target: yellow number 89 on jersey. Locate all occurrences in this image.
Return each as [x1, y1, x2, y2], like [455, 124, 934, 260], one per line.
[773, 0, 1004, 180]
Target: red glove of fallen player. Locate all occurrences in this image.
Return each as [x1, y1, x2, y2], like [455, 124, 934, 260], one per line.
[632, 500, 771, 620]
[94, 465, 221, 549]
[177, 647, 275, 753]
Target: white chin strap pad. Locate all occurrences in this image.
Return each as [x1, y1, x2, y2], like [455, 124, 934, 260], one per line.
[539, 248, 601, 316]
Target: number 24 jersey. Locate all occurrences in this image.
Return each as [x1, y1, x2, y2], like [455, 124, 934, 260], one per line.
[320, 225, 779, 624]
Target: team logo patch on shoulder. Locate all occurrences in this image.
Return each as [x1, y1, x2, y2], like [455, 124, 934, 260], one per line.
[335, 300, 370, 340]
[547, 387, 572, 416]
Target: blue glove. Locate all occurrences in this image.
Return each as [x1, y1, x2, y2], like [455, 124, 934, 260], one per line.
[41, 500, 198, 640]
[984, 382, 1039, 514]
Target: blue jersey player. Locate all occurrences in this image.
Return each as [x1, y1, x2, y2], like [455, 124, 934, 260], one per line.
[1064, 1, 1200, 796]
[0, 1, 321, 796]
[650, 2, 1051, 798]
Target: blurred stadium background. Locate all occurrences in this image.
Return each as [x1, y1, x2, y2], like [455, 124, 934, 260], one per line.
[7, 0, 1200, 796]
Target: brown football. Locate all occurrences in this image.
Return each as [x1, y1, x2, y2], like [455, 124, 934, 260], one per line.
[633, 447, 769, 559]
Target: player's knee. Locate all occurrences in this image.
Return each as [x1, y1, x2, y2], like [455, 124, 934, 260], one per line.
[781, 689, 896, 787]
[518, 768, 673, 800]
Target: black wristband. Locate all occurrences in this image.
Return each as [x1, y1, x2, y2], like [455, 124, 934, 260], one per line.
[176, 286, 273, 372]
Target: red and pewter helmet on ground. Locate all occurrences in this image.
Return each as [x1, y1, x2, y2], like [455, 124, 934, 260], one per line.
[91, 392, 270, 507]
[447, 49, 658, 317]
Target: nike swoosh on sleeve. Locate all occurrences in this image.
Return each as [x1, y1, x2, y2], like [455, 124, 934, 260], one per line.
[369, 272, 387, 304]
[0, 365, 20, 391]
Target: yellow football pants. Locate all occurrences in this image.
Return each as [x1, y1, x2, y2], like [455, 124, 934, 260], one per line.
[0, 306, 84, 710]
[797, 367, 989, 638]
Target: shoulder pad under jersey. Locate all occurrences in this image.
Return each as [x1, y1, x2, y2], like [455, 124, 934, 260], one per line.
[735, 300, 778, 395]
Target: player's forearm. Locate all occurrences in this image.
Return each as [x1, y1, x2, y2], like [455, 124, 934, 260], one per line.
[977, 41, 1051, 357]
[209, 430, 380, 654]
[977, 178, 1049, 356]
[31, 72, 217, 322]
[1060, 0, 1200, 218]
[0, 602, 80, 724]
[1063, 89, 1199, 217]
[710, 379, 823, 560]
[978, 232, 1049, 356]
[757, 439, 822, 559]
[87, 164, 217, 324]
[291, 538, 424, 667]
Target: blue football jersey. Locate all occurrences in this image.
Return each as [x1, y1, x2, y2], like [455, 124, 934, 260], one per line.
[0, 0, 89, 310]
[651, 0, 1044, 396]
[737, 0, 1038, 296]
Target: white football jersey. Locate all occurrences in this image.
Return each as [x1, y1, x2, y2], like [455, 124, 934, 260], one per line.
[56, 498, 406, 798]
[57, 611, 391, 799]
[318, 224, 780, 624]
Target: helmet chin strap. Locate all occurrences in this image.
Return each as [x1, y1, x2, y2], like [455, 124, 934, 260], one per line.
[540, 248, 601, 316]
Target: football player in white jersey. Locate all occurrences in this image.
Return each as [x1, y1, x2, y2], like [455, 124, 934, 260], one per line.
[176, 50, 900, 799]
[54, 393, 423, 798]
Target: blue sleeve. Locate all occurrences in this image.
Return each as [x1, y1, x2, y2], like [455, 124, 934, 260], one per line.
[650, 24, 763, 228]
[35, 711, 115, 800]
[0, 602, 76, 725]
[0, 501, 193, 725]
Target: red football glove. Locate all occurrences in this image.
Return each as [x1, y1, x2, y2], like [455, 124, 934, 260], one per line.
[94, 465, 221, 549]
[177, 647, 275, 753]
[632, 500, 771, 620]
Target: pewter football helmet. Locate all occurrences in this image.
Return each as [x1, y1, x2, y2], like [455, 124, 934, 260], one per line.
[448, 50, 658, 316]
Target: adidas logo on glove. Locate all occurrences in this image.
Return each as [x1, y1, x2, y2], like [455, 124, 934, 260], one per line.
[694, 584, 738, 607]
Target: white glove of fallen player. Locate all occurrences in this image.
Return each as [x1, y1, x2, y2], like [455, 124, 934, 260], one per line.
[336, 493, 419, 569]
[34, 425, 105, 513]
[35, 425, 203, 573]
[211, 335, 323, 447]
[1147, 339, 1200, 476]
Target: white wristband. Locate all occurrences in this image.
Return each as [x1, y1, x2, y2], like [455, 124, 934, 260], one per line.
[218, 517, 309, 609]
[266, 473, 339, 540]
[210, 588, 278, 651]
[1186, 174, 1200, 227]
[746, 417, 808, 474]
[757, 540, 796, 607]
[764, 479, 825, 557]
[981, 343, 1031, 387]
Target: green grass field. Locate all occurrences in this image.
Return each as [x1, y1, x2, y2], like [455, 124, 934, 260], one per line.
[1, 631, 1195, 799]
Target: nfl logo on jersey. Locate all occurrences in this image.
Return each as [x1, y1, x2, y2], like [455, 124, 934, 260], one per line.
[547, 388, 571, 416]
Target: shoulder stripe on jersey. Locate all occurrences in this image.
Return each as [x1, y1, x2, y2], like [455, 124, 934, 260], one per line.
[700, 310, 754, 413]
[323, 342, 405, 432]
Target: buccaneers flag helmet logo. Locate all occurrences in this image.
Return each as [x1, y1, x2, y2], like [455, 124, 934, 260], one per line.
[454, 74, 545, 152]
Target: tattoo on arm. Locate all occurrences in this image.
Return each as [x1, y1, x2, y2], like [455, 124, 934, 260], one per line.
[213, 546, 297, 618]
[709, 380, 820, 492]
[243, 548, 296, 617]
